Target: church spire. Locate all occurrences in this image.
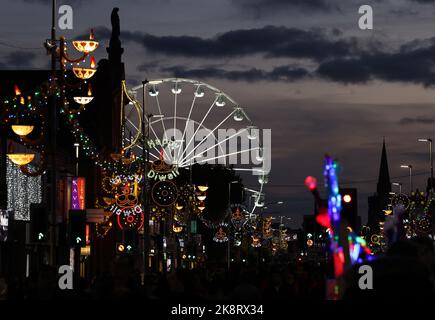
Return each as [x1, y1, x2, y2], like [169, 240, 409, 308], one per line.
[377, 137, 391, 195]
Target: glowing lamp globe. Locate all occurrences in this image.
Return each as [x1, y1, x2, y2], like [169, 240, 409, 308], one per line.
[304, 176, 317, 191]
[173, 225, 183, 233]
[73, 97, 94, 105]
[233, 109, 244, 122]
[73, 68, 96, 80]
[216, 95, 226, 107]
[194, 87, 204, 98]
[72, 31, 99, 53]
[7, 153, 35, 165]
[343, 194, 352, 203]
[197, 185, 208, 192]
[196, 195, 207, 201]
[149, 87, 159, 97]
[11, 125, 34, 137]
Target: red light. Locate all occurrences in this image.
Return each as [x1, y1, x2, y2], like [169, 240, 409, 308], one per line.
[90, 56, 96, 69]
[14, 85, 21, 96]
[343, 194, 352, 203]
[304, 176, 317, 191]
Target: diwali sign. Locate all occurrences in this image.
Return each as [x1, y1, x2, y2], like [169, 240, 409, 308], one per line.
[71, 177, 86, 210]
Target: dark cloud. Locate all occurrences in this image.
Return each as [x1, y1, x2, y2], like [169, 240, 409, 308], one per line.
[399, 116, 435, 125]
[232, 0, 337, 17]
[20, 0, 92, 4]
[2, 51, 36, 69]
[316, 41, 435, 86]
[91, 25, 358, 62]
[160, 65, 310, 82]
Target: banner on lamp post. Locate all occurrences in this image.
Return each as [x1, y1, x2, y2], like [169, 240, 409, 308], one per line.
[71, 177, 86, 210]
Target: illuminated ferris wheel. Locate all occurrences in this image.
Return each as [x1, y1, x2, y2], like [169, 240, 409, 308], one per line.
[122, 78, 269, 214]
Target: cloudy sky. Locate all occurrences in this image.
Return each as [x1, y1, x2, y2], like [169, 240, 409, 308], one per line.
[3, 0, 435, 227]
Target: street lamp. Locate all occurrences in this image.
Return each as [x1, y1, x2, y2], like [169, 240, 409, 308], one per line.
[400, 165, 413, 193]
[418, 138, 433, 191]
[392, 182, 402, 194]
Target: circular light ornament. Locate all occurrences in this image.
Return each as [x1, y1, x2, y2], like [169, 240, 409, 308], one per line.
[7, 153, 35, 165]
[343, 194, 352, 203]
[11, 125, 34, 137]
[307, 239, 314, 247]
[304, 176, 317, 191]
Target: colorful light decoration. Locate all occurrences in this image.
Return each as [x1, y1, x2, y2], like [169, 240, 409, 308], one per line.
[197, 185, 208, 192]
[72, 68, 96, 80]
[7, 154, 35, 166]
[196, 193, 206, 201]
[172, 224, 183, 233]
[71, 30, 99, 53]
[11, 125, 34, 137]
[213, 227, 228, 242]
[71, 177, 86, 210]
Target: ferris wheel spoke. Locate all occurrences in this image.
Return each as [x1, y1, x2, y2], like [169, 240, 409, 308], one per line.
[179, 128, 247, 167]
[185, 147, 260, 166]
[180, 109, 236, 164]
[176, 94, 197, 162]
[178, 95, 219, 162]
[134, 144, 159, 160]
[147, 119, 172, 161]
[154, 95, 173, 162]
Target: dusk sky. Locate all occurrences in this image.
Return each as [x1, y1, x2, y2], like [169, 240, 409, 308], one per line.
[3, 0, 435, 227]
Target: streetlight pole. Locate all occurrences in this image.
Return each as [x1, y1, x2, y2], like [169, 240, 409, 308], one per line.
[418, 138, 433, 192]
[400, 165, 413, 193]
[48, 0, 57, 266]
[141, 80, 149, 280]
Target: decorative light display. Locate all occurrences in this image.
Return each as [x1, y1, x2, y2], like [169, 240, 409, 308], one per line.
[213, 227, 228, 242]
[148, 159, 180, 181]
[71, 30, 99, 53]
[391, 193, 410, 210]
[151, 181, 178, 207]
[73, 97, 93, 105]
[197, 185, 208, 192]
[7, 154, 35, 166]
[6, 159, 42, 220]
[72, 68, 96, 80]
[11, 125, 34, 137]
[251, 235, 261, 247]
[71, 177, 86, 210]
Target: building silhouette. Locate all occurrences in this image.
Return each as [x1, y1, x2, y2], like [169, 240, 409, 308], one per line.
[367, 139, 391, 234]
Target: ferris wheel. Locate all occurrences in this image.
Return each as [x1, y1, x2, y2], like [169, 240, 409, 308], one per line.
[122, 78, 269, 214]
